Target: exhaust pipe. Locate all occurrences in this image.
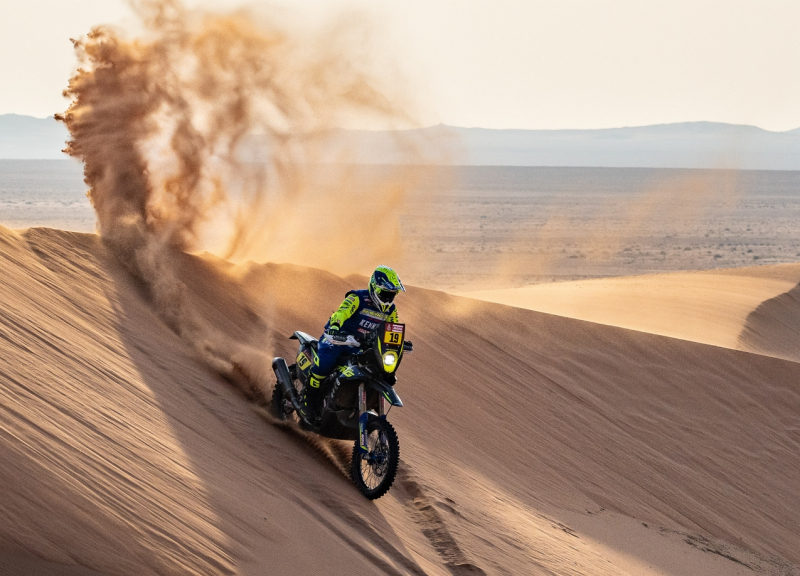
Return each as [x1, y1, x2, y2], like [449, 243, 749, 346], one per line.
[272, 357, 303, 411]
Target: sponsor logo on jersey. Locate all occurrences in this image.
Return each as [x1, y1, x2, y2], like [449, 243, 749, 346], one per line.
[360, 308, 391, 320]
[359, 318, 380, 331]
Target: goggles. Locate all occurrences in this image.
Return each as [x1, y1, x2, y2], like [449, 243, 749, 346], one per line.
[375, 287, 398, 303]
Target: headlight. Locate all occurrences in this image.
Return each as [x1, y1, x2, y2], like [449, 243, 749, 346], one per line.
[383, 353, 396, 366]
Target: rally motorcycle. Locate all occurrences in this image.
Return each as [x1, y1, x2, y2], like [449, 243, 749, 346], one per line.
[271, 321, 412, 499]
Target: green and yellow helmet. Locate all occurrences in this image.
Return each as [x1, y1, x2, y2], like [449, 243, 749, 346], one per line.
[369, 265, 405, 312]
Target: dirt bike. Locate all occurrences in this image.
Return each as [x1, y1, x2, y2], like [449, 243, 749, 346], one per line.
[271, 321, 412, 499]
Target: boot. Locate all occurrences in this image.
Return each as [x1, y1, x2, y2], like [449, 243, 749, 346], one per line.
[298, 386, 322, 422]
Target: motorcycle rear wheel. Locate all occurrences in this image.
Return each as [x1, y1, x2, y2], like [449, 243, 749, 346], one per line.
[271, 383, 295, 420]
[351, 418, 400, 500]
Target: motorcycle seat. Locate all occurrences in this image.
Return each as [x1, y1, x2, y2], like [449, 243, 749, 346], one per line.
[291, 331, 319, 347]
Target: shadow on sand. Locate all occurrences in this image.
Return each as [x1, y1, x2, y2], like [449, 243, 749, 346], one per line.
[738, 280, 800, 362]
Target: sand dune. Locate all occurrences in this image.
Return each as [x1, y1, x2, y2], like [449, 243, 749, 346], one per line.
[0, 226, 798, 575]
[460, 264, 800, 356]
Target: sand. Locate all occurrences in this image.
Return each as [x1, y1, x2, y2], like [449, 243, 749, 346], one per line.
[459, 264, 800, 353]
[0, 225, 798, 575]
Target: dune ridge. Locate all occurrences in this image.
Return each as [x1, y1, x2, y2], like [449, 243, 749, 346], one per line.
[459, 264, 800, 359]
[0, 226, 798, 575]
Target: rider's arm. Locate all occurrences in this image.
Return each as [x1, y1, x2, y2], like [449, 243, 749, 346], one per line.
[388, 307, 399, 323]
[328, 294, 359, 331]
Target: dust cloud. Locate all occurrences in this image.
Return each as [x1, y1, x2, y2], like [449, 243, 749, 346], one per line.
[57, 0, 436, 394]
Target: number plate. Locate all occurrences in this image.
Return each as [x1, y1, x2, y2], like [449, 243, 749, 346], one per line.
[384, 323, 404, 344]
[297, 351, 312, 370]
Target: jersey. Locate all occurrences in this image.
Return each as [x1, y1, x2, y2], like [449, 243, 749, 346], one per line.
[324, 289, 399, 340]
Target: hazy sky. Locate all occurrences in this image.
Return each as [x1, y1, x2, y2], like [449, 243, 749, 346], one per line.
[2, 0, 800, 131]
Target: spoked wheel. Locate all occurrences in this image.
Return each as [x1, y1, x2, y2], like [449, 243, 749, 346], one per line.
[271, 381, 297, 421]
[351, 418, 400, 500]
[272, 383, 294, 420]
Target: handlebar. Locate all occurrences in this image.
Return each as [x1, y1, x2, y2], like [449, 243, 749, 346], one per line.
[324, 332, 414, 353]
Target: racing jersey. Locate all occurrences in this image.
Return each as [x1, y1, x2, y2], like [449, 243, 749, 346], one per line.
[324, 289, 399, 340]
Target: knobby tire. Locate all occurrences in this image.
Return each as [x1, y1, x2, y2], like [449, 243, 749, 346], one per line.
[351, 418, 400, 500]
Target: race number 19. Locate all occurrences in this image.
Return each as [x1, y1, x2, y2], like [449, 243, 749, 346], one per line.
[385, 332, 401, 344]
[384, 324, 404, 344]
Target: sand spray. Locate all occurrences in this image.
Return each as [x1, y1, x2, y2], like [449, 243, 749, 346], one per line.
[57, 0, 440, 402]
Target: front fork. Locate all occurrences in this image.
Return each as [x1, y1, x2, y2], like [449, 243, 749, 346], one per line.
[358, 383, 368, 453]
[357, 383, 389, 454]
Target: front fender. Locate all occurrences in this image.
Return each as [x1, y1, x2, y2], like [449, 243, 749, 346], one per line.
[367, 380, 403, 407]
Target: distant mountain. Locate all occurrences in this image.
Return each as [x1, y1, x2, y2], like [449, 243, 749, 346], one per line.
[333, 122, 800, 170]
[0, 114, 69, 159]
[4, 113, 800, 170]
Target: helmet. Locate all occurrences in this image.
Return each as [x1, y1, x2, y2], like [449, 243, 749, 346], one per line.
[369, 265, 405, 313]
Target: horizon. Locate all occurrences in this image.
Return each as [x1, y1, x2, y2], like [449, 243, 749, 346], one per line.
[4, 112, 800, 134]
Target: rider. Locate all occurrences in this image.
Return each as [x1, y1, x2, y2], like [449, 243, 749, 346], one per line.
[299, 265, 405, 420]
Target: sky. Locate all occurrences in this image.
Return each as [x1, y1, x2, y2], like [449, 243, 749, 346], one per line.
[2, 0, 800, 131]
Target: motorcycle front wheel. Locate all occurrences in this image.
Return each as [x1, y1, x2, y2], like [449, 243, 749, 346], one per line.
[351, 418, 400, 500]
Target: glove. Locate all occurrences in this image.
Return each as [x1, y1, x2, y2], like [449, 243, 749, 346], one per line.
[325, 325, 347, 343]
[403, 340, 414, 352]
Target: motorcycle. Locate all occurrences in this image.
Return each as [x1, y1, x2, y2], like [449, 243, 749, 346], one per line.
[271, 321, 412, 499]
